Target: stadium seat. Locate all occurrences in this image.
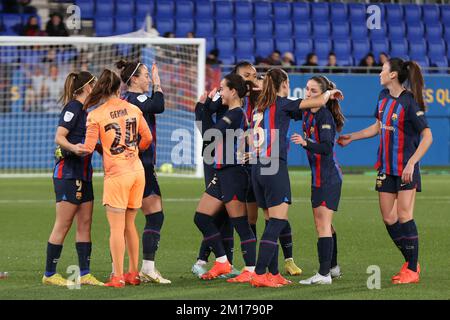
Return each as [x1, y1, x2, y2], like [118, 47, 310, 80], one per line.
[330, 3, 348, 22]
[408, 40, 427, 61]
[292, 2, 310, 21]
[254, 1, 272, 20]
[389, 39, 408, 58]
[407, 22, 424, 41]
[314, 39, 332, 61]
[195, 19, 214, 38]
[176, 1, 194, 19]
[1, 14, 22, 34]
[175, 19, 194, 37]
[275, 39, 294, 53]
[444, 24, 450, 42]
[351, 22, 368, 40]
[370, 23, 387, 41]
[333, 40, 351, 60]
[215, 1, 233, 19]
[371, 39, 390, 57]
[273, 2, 291, 20]
[255, 38, 274, 57]
[115, 17, 134, 34]
[156, 18, 174, 35]
[205, 37, 215, 54]
[215, 19, 234, 37]
[255, 20, 273, 38]
[235, 20, 253, 38]
[332, 22, 349, 40]
[196, 0, 213, 19]
[313, 21, 330, 39]
[425, 23, 443, 42]
[294, 21, 311, 39]
[423, 4, 440, 24]
[95, 16, 114, 36]
[337, 57, 352, 67]
[348, 3, 366, 22]
[234, 1, 253, 20]
[295, 39, 313, 59]
[385, 4, 403, 23]
[404, 4, 422, 24]
[216, 37, 235, 56]
[96, 0, 114, 17]
[431, 57, 448, 73]
[389, 21, 406, 41]
[311, 2, 329, 21]
[136, 1, 154, 16]
[156, 1, 175, 19]
[274, 21, 292, 40]
[236, 38, 254, 56]
[221, 55, 235, 66]
[428, 40, 446, 61]
[352, 39, 370, 62]
[414, 56, 430, 68]
[116, 1, 135, 17]
[0, 47, 18, 63]
[441, 5, 450, 26]
[236, 55, 255, 64]
[76, 0, 94, 19]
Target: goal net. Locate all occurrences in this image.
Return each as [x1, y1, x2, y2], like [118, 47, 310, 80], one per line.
[0, 36, 205, 178]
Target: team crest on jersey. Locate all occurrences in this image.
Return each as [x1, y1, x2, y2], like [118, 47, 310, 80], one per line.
[416, 111, 424, 116]
[137, 94, 148, 103]
[391, 113, 398, 121]
[310, 127, 315, 135]
[76, 192, 82, 200]
[63, 111, 74, 122]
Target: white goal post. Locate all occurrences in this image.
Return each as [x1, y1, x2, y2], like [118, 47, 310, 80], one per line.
[0, 36, 205, 178]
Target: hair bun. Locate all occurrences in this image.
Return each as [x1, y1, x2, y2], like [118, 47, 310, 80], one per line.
[115, 59, 128, 70]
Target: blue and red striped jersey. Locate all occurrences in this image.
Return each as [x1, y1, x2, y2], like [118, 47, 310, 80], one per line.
[302, 108, 342, 188]
[122, 91, 164, 166]
[374, 89, 429, 176]
[53, 100, 93, 181]
[251, 96, 302, 162]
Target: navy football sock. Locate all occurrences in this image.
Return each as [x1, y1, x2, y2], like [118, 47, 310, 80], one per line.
[230, 216, 256, 267]
[279, 221, 293, 259]
[255, 218, 287, 275]
[331, 232, 338, 268]
[194, 212, 226, 258]
[401, 220, 419, 272]
[75, 242, 92, 276]
[268, 244, 279, 275]
[250, 224, 257, 242]
[220, 218, 234, 265]
[142, 211, 164, 261]
[45, 242, 63, 277]
[386, 221, 408, 262]
[318, 237, 333, 276]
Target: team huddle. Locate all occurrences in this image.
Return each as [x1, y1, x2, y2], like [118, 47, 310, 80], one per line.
[43, 57, 432, 288]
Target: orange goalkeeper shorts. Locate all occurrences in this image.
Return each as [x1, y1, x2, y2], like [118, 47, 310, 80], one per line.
[103, 170, 145, 210]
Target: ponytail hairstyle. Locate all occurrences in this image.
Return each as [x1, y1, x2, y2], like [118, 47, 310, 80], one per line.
[83, 69, 121, 110]
[309, 75, 345, 132]
[231, 60, 259, 107]
[388, 58, 426, 111]
[256, 68, 288, 113]
[115, 59, 143, 86]
[60, 71, 96, 105]
[223, 73, 251, 99]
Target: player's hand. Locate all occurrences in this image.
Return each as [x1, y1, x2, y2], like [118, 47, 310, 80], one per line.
[402, 161, 415, 184]
[72, 144, 90, 157]
[337, 134, 352, 147]
[291, 133, 307, 147]
[208, 88, 218, 99]
[329, 89, 344, 101]
[151, 62, 161, 86]
[198, 91, 208, 104]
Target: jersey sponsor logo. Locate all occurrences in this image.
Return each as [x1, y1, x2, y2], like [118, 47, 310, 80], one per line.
[63, 111, 75, 122]
[381, 124, 395, 132]
[310, 127, 315, 134]
[137, 94, 148, 103]
[321, 124, 331, 130]
[391, 113, 398, 121]
[416, 111, 424, 116]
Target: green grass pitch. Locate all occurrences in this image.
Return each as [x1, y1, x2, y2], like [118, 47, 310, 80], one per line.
[0, 172, 449, 300]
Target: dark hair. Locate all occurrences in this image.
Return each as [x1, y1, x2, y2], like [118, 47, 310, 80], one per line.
[60, 71, 95, 105]
[231, 61, 254, 75]
[231, 61, 258, 106]
[309, 75, 345, 132]
[83, 69, 121, 110]
[328, 52, 336, 57]
[306, 53, 317, 64]
[115, 59, 144, 86]
[256, 68, 288, 112]
[223, 73, 251, 99]
[388, 58, 426, 111]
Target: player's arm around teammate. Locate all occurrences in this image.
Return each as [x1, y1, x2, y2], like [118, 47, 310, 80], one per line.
[291, 76, 345, 285]
[81, 69, 152, 288]
[116, 59, 170, 284]
[43, 72, 104, 287]
[338, 58, 432, 284]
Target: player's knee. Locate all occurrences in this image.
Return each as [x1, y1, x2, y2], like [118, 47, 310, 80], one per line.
[382, 215, 397, 225]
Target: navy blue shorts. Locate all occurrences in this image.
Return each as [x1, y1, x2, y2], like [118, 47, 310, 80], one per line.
[206, 165, 249, 203]
[251, 160, 292, 209]
[245, 165, 256, 203]
[375, 170, 422, 193]
[311, 182, 342, 212]
[53, 178, 93, 205]
[143, 164, 162, 198]
[203, 162, 215, 189]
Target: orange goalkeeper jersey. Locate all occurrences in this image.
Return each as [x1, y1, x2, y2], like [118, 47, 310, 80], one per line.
[83, 97, 152, 178]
